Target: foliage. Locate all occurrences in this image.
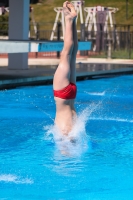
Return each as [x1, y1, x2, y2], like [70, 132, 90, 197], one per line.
[90, 49, 133, 59]
[31, 0, 133, 25]
[0, 15, 8, 35]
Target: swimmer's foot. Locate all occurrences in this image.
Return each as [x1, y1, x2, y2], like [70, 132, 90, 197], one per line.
[63, 1, 77, 20]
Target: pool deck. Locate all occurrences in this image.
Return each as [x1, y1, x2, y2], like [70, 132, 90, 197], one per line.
[0, 57, 133, 89]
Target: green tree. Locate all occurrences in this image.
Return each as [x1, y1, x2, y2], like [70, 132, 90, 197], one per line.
[0, 15, 8, 36]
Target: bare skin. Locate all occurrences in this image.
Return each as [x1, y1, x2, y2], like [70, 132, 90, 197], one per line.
[53, 1, 78, 136]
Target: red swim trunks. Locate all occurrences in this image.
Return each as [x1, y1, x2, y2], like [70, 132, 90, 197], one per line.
[54, 82, 77, 99]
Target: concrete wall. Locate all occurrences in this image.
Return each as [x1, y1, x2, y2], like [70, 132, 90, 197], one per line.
[8, 0, 30, 70]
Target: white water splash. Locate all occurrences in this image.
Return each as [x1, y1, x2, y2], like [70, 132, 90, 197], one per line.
[85, 91, 106, 96]
[0, 174, 33, 184]
[44, 103, 100, 156]
[89, 117, 133, 123]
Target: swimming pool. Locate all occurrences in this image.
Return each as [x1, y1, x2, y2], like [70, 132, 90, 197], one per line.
[0, 74, 133, 200]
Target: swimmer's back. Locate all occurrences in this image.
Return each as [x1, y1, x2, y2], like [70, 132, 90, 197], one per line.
[54, 98, 76, 135]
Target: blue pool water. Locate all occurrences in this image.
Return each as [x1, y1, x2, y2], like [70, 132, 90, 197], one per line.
[0, 75, 133, 200]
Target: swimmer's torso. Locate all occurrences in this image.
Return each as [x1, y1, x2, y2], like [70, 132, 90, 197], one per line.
[54, 97, 76, 135]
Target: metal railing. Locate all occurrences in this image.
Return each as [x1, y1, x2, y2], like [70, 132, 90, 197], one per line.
[0, 22, 133, 59]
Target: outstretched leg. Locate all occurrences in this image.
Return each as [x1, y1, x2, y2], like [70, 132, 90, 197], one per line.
[53, 1, 77, 90]
[69, 17, 78, 111]
[70, 18, 78, 84]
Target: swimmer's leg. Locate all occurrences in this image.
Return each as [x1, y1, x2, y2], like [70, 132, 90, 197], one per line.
[53, 1, 76, 90]
[70, 19, 78, 85]
[70, 19, 78, 112]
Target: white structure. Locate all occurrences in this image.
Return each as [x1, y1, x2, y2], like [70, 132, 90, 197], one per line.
[29, 6, 37, 38]
[84, 6, 119, 49]
[8, 0, 30, 70]
[71, 1, 84, 24]
[50, 7, 65, 41]
[50, 1, 85, 40]
[0, 7, 9, 15]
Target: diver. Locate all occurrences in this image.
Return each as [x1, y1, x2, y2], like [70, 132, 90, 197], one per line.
[53, 1, 78, 136]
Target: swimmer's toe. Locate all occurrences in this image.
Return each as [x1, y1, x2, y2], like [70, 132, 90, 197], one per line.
[63, 1, 77, 19]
